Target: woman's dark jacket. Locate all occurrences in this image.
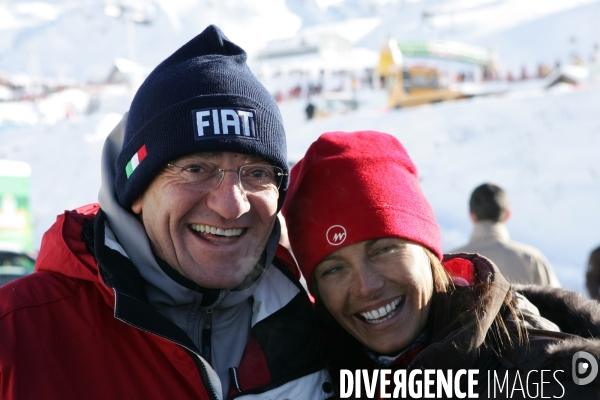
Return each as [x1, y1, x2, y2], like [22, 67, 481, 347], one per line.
[322, 253, 600, 399]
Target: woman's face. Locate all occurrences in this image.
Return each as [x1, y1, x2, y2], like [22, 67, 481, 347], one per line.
[314, 238, 434, 355]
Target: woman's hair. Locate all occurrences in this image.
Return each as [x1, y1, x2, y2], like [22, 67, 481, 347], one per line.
[424, 249, 526, 356]
[313, 245, 526, 373]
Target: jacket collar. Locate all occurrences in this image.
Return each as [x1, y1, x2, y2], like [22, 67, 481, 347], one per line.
[91, 209, 201, 353]
[411, 253, 511, 370]
[470, 221, 511, 243]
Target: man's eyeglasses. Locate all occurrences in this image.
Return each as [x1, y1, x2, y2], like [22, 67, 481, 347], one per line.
[166, 160, 287, 192]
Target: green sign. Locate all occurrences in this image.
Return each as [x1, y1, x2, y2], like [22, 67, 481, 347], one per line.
[0, 160, 34, 259]
[396, 40, 494, 66]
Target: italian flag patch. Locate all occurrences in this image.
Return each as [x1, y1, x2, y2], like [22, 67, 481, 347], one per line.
[125, 145, 147, 178]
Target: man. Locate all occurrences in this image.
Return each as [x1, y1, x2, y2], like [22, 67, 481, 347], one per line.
[586, 245, 600, 299]
[451, 183, 561, 287]
[0, 26, 331, 399]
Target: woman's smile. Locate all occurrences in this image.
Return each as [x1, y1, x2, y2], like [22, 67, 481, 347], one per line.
[357, 295, 404, 324]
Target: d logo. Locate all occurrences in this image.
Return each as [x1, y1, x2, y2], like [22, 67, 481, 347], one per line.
[326, 225, 347, 246]
[572, 351, 599, 385]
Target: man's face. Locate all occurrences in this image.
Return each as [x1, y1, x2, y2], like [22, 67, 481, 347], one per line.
[131, 152, 279, 289]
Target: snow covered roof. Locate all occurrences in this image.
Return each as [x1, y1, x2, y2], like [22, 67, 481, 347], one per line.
[0, 160, 32, 178]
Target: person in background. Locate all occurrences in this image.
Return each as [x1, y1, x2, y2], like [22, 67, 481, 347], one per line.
[0, 25, 331, 400]
[451, 183, 561, 287]
[586, 245, 600, 300]
[282, 131, 600, 399]
[305, 100, 316, 120]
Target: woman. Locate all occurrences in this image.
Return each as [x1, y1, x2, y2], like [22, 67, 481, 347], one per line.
[282, 131, 600, 399]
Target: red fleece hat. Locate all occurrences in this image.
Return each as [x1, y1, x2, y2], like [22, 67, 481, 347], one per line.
[282, 131, 442, 284]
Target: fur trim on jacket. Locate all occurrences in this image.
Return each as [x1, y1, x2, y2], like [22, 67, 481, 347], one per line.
[514, 284, 600, 389]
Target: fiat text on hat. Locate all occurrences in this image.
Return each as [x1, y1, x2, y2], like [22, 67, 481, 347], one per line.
[195, 107, 257, 139]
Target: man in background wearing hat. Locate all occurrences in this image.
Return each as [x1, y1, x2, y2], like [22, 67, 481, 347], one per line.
[0, 26, 331, 400]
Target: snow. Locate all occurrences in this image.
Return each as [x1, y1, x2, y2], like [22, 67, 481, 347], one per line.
[3, 0, 599, 81]
[0, 0, 302, 81]
[1, 0, 600, 296]
[0, 87, 92, 125]
[423, 0, 599, 39]
[0, 87, 133, 246]
[473, 1, 600, 74]
[0, 159, 32, 177]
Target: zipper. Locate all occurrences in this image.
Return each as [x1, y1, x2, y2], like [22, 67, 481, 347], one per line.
[112, 290, 220, 400]
[230, 367, 242, 393]
[189, 349, 220, 400]
[202, 309, 214, 364]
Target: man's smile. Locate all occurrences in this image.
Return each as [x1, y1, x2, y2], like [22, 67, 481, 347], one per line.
[190, 223, 243, 237]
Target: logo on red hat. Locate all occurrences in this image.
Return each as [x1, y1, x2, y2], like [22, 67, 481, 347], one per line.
[326, 225, 347, 246]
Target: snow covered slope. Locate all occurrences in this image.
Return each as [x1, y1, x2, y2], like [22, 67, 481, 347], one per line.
[474, 1, 600, 74]
[2, 0, 599, 81]
[0, 0, 301, 81]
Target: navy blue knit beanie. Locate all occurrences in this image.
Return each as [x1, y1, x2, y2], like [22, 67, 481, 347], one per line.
[115, 25, 288, 210]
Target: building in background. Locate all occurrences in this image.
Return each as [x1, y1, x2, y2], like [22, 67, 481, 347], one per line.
[0, 160, 34, 282]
